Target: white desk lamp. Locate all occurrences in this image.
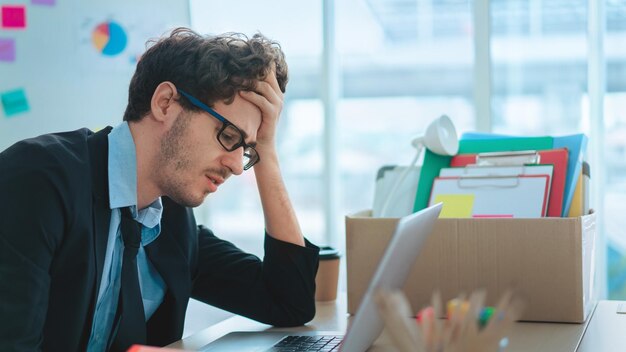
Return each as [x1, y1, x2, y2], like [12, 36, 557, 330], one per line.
[379, 115, 459, 217]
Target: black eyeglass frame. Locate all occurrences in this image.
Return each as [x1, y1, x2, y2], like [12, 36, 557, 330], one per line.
[177, 89, 260, 170]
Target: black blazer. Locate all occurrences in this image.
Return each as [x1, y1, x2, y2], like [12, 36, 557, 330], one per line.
[0, 128, 319, 351]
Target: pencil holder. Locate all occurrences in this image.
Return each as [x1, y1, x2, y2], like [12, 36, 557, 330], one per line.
[375, 289, 524, 352]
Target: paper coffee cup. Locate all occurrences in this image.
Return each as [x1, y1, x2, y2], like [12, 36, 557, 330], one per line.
[315, 246, 340, 301]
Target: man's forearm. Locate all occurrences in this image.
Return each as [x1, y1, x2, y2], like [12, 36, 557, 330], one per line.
[254, 149, 305, 247]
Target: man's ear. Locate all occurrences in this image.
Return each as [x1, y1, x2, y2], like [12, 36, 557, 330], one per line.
[150, 81, 182, 126]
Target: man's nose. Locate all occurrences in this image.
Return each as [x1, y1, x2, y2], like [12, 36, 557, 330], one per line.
[223, 147, 244, 176]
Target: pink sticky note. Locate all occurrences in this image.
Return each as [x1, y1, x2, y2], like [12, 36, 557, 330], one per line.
[1, 6, 26, 29]
[0, 38, 16, 62]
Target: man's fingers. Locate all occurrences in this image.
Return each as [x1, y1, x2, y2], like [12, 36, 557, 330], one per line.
[242, 77, 284, 114]
[254, 80, 283, 105]
[239, 89, 264, 105]
[265, 69, 283, 96]
[238, 69, 284, 122]
[239, 90, 275, 114]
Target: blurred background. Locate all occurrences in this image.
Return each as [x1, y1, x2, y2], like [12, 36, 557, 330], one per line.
[2, 0, 626, 333]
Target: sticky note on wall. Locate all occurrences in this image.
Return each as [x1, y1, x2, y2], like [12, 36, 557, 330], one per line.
[1, 5, 26, 29]
[1, 89, 30, 117]
[0, 38, 16, 62]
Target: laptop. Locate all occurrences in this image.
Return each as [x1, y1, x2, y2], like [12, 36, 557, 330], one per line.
[200, 203, 443, 352]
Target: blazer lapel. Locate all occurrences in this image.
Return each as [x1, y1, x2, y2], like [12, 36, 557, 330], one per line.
[87, 127, 113, 299]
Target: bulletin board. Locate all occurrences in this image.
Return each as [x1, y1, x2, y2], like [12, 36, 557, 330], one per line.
[0, 0, 190, 151]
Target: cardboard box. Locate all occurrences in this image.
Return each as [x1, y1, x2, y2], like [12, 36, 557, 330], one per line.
[345, 211, 597, 323]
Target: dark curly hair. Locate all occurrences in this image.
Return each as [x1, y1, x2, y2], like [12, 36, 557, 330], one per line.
[123, 27, 288, 121]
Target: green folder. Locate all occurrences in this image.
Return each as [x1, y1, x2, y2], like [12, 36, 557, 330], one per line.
[413, 136, 554, 212]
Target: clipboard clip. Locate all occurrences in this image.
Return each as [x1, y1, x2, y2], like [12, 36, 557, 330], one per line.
[457, 175, 521, 189]
[475, 150, 541, 166]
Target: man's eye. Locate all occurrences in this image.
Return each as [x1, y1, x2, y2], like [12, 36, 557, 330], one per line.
[221, 130, 238, 144]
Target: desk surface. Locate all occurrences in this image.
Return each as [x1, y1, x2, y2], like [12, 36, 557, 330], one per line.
[577, 300, 626, 351]
[168, 296, 626, 351]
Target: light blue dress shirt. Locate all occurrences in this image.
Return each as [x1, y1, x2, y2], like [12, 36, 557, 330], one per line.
[87, 122, 166, 351]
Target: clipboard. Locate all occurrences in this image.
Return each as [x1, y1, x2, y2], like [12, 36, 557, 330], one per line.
[449, 148, 568, 217]
[440, 164, 554, 200]
[460, 132, 588, 216]
[428, 175, 551, 218]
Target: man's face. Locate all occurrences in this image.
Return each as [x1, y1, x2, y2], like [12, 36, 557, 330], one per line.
[155, 94, 262, 207]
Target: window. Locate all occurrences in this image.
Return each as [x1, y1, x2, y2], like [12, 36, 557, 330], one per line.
[189, 1, 625, 299]
[335, 0, 475, 228]
[491, 0, 588, 135]
[604, 1, 626, 298]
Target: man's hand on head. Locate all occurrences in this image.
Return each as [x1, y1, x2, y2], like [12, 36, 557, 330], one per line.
[238, 68, 284, 153]
[239, 67, 305, 247]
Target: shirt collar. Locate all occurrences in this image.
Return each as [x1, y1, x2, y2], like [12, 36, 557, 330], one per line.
[108, 122, 163, 229]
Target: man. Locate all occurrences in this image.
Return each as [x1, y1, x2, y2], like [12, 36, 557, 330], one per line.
[0, 28, 319, 351]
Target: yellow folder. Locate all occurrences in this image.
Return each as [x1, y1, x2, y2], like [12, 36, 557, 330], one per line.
[567, 170, 584, 217]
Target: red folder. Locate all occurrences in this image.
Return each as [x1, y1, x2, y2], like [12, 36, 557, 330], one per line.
[127, 345, 189, 352]
[450, 148, 568, 217]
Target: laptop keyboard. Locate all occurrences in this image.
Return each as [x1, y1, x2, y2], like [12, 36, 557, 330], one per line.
[265, 335, 343, 351]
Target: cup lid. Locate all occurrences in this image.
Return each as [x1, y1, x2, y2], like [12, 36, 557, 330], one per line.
[319, 246, 340, 260]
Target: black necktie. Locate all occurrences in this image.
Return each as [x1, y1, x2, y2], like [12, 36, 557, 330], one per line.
[110, 207, 146, 351]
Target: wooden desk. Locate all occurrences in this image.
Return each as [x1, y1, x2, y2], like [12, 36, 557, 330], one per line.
[168, 296, 623, 351]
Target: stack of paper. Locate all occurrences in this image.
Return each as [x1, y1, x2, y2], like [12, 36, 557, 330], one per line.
[410, 133, 588, 219]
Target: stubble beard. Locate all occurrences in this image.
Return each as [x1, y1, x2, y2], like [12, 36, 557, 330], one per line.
[156, 113, 206, 208]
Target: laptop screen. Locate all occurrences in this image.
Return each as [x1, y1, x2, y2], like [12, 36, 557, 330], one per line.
[340, 203, 442, 351]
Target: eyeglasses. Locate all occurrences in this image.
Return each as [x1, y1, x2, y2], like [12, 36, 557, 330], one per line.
[177, 89, 260, 170]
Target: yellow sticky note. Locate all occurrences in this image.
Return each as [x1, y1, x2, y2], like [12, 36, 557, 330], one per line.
[434, 194, 474, 218]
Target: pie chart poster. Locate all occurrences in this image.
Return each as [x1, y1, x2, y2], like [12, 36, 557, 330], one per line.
[77, 17, 166, 72]
[92, 21, 127, 56]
